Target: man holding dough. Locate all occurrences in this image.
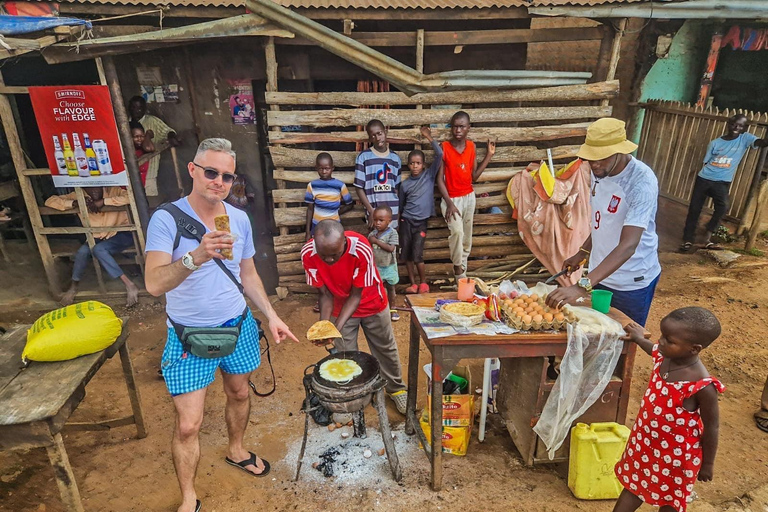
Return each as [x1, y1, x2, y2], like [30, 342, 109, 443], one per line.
[301, 220, 408, 414]
[145, 138, 297, 512]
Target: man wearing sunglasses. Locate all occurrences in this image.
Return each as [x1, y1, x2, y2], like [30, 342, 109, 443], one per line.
[145, 138, 298, 512]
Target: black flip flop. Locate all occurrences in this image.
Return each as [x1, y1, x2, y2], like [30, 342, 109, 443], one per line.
[194, 500, 202, 512]
[756, 416, 768, 433]
[225, 451, 271, 477]
[679, 242, 693, 253]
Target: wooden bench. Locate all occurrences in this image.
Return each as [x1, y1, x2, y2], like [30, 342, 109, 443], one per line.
[0, 318, 146, 512]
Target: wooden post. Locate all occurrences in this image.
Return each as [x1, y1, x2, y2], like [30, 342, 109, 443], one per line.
[183, 46, 203, 146]
[746, 175, 768, 252]
[373, 387, 402, 481]
[696, 32, 723, 109]
[265, 37, 289, 236]
[46, 432, 85, 512]
[0, 71, 61, 295]
[101, 56, 151, 232]
[601, 18, 626, 107]
[416, 29, 425, 74]
[593, 22, 614, 83]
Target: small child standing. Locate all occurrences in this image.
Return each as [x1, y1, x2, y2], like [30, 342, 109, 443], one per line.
[368, 206, 400, 321]
[305, 152, 354, 242]
[130, 120, 154, 188]
[436, 111, 495, 280]
[355, 119, 402, 229]
[399, 125, 443, 294]
[615, 307, 725, 512]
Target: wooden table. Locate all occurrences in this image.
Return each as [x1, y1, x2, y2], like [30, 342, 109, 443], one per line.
[403, 292, 636, 491]
[0, 319, 146, 512]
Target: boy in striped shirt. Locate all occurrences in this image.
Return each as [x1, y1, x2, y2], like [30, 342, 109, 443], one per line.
[355, 119, 402, 229]
[305, 152, 354, 242]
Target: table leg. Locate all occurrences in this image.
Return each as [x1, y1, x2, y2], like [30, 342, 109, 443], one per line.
[404, 316, 421, 436]
[430, 345, 444, 491]
[118, 341, 147, 439]
[46, 432, 85, 512]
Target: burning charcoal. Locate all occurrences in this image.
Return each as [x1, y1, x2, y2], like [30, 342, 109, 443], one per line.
[316, 447, 340, 478]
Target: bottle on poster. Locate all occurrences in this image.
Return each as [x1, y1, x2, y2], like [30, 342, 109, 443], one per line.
[61, 133, 78, 177]
[93, 139, 113, 175]
[83, 133, 100, 176]
[52, 135, 68, 175]
[72, 133, 90, 178]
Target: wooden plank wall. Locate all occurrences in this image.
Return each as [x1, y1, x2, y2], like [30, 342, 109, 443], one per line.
[637, 100, 768, 222]
[265, 81, 619, 293]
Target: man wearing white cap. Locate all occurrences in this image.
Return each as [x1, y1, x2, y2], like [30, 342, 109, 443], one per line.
[545, 118, 661, 325]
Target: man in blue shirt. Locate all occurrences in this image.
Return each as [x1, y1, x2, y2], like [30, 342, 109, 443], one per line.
[145, 138, 297, 512]
[681, 114, 768, 251]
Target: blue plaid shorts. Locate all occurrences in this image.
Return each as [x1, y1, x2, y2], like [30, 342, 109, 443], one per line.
[161, 309, 262, 396]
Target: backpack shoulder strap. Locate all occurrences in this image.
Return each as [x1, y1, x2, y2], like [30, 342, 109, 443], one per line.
[154, 202, 244, 295]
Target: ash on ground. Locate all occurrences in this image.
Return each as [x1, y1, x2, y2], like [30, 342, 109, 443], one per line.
[284, 422, 422, 486]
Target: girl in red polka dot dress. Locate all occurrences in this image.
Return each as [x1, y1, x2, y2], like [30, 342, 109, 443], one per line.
[614, 307, 725, 512]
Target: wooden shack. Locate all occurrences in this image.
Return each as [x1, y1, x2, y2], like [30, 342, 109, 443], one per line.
[0, 0, 644, 299]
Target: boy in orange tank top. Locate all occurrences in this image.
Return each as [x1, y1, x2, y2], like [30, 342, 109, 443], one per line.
[436, 111, 496, 279]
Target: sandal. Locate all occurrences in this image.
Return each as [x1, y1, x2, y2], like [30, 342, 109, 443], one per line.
[194, 500, 202, 512]
[312, 302, 320, 313]
[418, 283, 430, 294]
[756, 415, 768, 433]
[704, 242, 723, 250]
[679, 242, 693, 253]
[225, 452, 271, 477]
[390, 310, 400, 322]
[404, 285, 418, 294]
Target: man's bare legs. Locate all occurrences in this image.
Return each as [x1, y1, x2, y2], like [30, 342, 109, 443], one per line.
[172, 387, 207, 512]
[222, 371, 265, 475]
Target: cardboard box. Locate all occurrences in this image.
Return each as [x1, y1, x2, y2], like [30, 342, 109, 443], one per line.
[425, 364, 474, 427]
[419, 409, 473, 456]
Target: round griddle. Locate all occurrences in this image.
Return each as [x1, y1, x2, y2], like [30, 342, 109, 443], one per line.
[311, 350, 380, 390]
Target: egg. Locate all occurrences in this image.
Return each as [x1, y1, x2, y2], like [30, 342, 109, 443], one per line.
[521, 314, 532, 324]
[530, 294, 539, 301]
[525, 306, 535, 314]
[554, 312, 565, 321]
[532, 314, 543, 323]
[519, 294, 529, 302]
[543, 312, 554, 322]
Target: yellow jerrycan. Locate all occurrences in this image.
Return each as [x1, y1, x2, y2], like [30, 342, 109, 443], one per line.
[568, 422, 630, 500]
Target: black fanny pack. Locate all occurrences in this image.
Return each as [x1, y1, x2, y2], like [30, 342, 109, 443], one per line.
[169, 306, 249, 359]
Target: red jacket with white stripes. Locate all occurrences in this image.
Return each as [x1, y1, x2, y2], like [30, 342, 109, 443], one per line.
[301, 231, 387, 318]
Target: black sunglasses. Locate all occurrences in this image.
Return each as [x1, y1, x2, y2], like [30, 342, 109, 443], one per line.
[192, 162, 236, 184]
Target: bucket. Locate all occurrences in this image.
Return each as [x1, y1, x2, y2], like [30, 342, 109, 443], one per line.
[591, 289, 613, 314]
[457, 278, 475, 301]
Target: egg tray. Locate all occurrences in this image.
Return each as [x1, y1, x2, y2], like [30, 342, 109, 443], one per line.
[500, 294, 577, 332]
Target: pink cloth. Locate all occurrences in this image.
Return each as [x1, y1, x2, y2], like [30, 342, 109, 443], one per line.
[507, 161, 591, 286]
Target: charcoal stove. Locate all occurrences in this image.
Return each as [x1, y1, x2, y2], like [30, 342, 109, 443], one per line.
[295, 350, 402, 482]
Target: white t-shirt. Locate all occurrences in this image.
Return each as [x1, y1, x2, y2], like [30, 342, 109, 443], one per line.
[145, 197, 255, 327]
[588, 157, 661, 291]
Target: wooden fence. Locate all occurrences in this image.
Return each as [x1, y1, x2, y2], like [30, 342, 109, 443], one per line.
[637, 100, 768, 222]
[264, 81, 620, 293]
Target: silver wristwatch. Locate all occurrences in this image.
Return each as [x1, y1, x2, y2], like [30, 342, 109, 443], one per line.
[181, 252, 200, 271]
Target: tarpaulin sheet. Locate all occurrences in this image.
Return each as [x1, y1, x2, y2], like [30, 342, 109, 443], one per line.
[0, 15, 91, 36]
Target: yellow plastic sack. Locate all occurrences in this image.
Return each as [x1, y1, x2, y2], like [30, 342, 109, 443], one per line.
[23, 301, 123, 363]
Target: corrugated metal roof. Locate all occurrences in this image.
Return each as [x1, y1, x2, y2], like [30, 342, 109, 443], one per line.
[530, 0, 767, 19]
[52, 0, 646, 9]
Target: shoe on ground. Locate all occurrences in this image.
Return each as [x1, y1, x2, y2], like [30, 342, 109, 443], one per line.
[390, 310, 400, 322]
[388, 390, 408, 415]
[418, 283, 430, 294]
[405, 284, 418, 294]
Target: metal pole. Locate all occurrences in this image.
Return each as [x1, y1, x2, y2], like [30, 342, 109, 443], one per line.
[101, 56, 151, 232]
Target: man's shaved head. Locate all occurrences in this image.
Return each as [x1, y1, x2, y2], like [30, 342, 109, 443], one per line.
[314, 220, 346, 264]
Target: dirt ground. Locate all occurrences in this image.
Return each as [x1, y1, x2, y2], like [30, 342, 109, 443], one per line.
[1, 247, 768, 512]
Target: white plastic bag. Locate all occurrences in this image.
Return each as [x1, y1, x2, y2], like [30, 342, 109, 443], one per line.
[532, 306, 625, 459]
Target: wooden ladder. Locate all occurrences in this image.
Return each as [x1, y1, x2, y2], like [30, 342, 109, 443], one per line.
[0, 70, 146, 301]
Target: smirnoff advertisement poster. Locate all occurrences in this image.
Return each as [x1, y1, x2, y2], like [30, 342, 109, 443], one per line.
[29, 85, 128, 187]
